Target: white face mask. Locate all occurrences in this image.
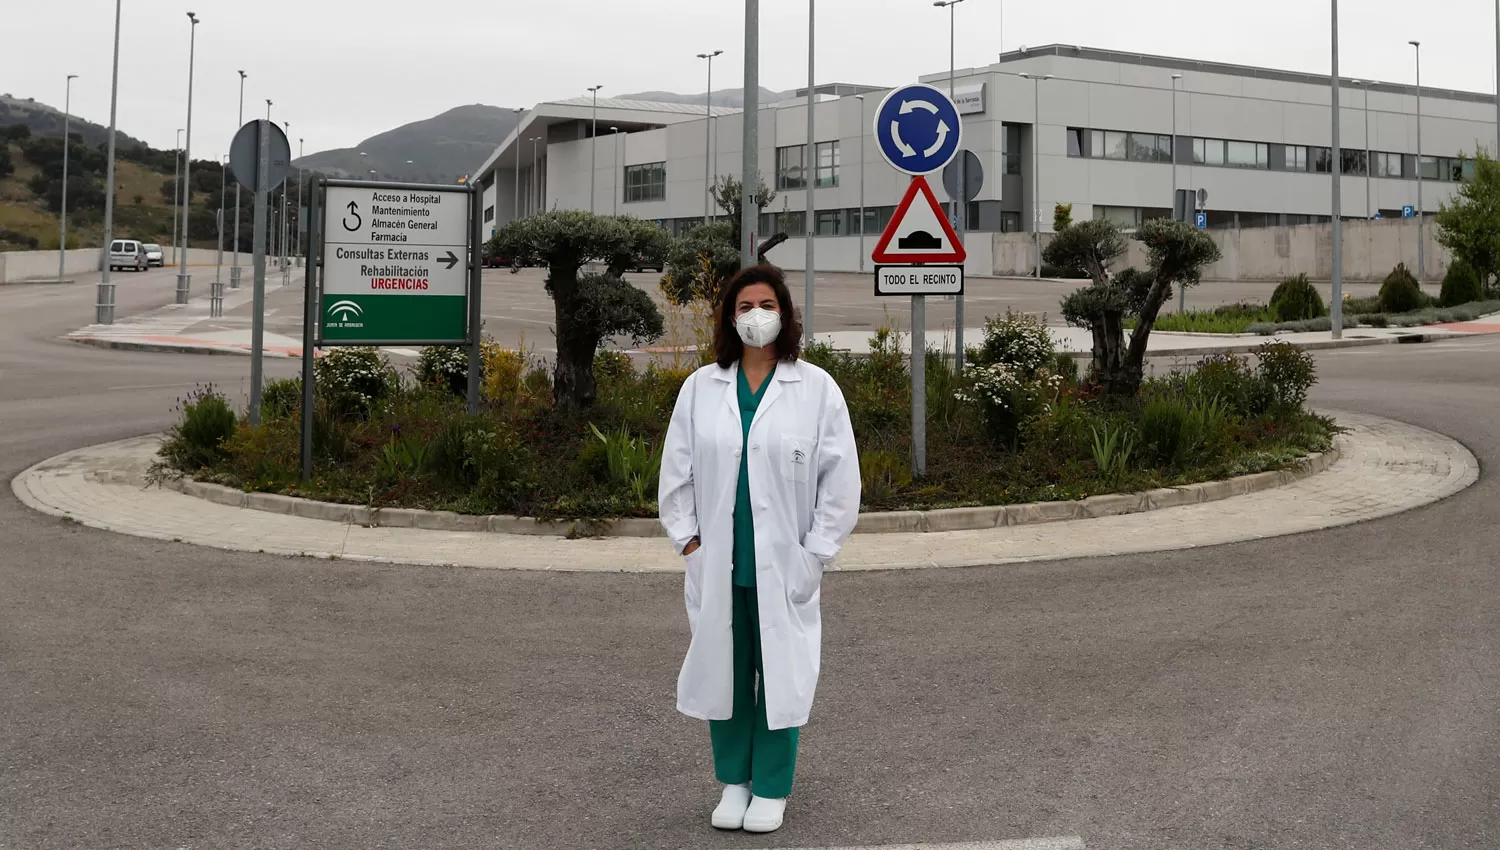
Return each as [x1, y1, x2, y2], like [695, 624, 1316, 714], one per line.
[735, 307, 783, 349]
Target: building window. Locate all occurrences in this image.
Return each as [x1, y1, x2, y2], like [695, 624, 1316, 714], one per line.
[1312, 146, 1333, 174]
[483, 206, 495, 223]
[1373, 152, 1402, 178]
[1067, 128, 1085, 157]
[815, 141, 840, 188]
[1195, 137, 1268, 169]
[1286, 145, 1309, 172]
[1341, 150, 1368, 176]
[776, 145, 806, 190]
[814, 210, 842, 236]
[1086, 129, 1169, 163]
[1127, 133, 1172, 163]
[1000, 211, 1022, 233]
[623, 162, 666, 203]
[1094, 205, 1142, 230]
[779, 210, 806, 237]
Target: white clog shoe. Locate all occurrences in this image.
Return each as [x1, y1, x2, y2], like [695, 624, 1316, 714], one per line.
[742, 795, 787, 833]
[710, 783, 753, 830]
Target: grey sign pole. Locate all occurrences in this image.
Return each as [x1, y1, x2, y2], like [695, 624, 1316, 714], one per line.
[249, 120, 270, 425]
[740, 0, 760, 267]
[301, 178, 321, 481]
[911, 293, 926, 477]
[467, 185, 483, 414]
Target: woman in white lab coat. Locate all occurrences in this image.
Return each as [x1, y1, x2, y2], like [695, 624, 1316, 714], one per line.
[658, 264, 861, 834]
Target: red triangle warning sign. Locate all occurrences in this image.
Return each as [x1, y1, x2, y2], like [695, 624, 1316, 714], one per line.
[870, 175, 967, 265]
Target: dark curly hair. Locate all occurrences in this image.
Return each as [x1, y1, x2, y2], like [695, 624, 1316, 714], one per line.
[714, 264, 804, 368]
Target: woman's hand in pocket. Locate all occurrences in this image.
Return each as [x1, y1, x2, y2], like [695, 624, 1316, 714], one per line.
[683, 538, 701, 557]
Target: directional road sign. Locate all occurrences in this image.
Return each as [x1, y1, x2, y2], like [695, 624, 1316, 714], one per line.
[871, 176, 967, 264]
[874, 265, 964, 296]
[873, 84, 963, 175]
[321, 184, 472, 343]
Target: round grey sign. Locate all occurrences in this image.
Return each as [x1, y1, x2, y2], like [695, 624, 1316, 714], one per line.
[228, 119, 291, 192]
[941, 149, 984, 203]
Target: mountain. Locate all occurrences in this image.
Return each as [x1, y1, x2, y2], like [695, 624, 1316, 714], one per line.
[618, 86, 792, 108]
[0, 93, 148, 150]
[292, 104, 522, 185]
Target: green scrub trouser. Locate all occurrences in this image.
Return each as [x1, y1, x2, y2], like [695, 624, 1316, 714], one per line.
[709, 585, 800, 799]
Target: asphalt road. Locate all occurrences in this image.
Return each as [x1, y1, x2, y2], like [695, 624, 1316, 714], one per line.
[1, 273, 1497, 850]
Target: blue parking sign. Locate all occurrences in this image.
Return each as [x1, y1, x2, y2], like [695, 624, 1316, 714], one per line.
[1402, 205, 1415, 218]
[1194, 212, 1207, 228]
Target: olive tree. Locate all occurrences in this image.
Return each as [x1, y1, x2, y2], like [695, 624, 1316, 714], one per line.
[491, 211, 665, 410]
[1436, 149, 1500, 291]
[1046, 217, 1221, 396]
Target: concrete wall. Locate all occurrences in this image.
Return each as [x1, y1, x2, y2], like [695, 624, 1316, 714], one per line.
[988, 219, 1449, 282]
[0, 247, 230, 283]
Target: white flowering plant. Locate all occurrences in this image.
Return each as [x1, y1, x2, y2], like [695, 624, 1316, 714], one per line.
[971, 309, 1057, 379]
[956, 310, 1066, 446]
[314, 347, 401, 418]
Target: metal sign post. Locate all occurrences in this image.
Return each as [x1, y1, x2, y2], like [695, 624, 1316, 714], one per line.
[872, 84, 963, 478]
[301, 180, 322, 481]
[229, 118, 291, 426]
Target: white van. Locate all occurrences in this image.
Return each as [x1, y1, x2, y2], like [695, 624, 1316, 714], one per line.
[109, 239, 148, 272]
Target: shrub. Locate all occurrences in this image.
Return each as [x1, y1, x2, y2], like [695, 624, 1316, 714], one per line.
[261, 377, 302, 421]
[956, 361, 1059, 447]
[588, 423, 661, 506]
[1090, 421, 1135, 484]
[1149, 302, 1274, 334]
[416, 346, 470, 396]
[1343, 295, 1381, 314]
[1269, 274, 1327, 322]
[1186, 353, 1264, 416]
[1254, 341, 1316, 410]
[160, 385, 238, 469]
[1378, 263, 1428, 313]
[1439, 260, 1485, 307]
[594, 348, 634, 383]
[971, 309, 1056, 378]
[1040, 262, 1086, 279]
[483, 341, 531, 406]
[1138, 397, 1191, 467]
[860, 449, 913, 506]
[315, 347, 399, 418]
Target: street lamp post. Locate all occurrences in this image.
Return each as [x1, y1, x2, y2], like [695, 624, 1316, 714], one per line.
[698, 50, 722, 224]
[1330, 1, 1344, 338]
[176, 11, 199, 305]
[171, 128, 183, 267]
[58, 73, 77, 282]
[856, 94, 866, 273]
[231, 70, 246, 290]
[1411, 39, 1425, 281]
[212, 154, 226, 317]
[611, 127, 621, 216]
[296, 137, 304, 265]
[935, 0, 966, 368]
[1020, 73, 1053, 279]
[512, 107, 524, 223]
[96, 0, 122, 325]
[281, 120, 290, 274]
[588, 84, 603, 214]
[804, 0, 816, 347]
[1172, 73, 1184, 311]
[741, 0, 761, 267]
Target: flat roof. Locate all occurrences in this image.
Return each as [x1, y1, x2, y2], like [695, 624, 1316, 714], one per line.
[1003, 44, 1496, 104]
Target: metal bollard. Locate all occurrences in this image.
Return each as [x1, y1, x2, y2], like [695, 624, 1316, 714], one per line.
[175, 272, 192, 305]
[210, 280, 224, 318]
[230, 265, 242, 290]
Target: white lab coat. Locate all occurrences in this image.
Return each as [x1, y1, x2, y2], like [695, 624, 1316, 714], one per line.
[658, 358, 861, 731]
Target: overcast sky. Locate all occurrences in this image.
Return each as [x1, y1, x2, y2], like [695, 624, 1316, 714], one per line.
[6, 0, 1500, 161]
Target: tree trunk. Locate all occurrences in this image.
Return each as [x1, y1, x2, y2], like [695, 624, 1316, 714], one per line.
[1091, 309, 1139, 396]
[547, 269, 601, 412]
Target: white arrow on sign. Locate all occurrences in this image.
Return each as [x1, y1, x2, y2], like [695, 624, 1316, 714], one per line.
[899, 99, 940, 115]
[890, 121, 916, 157]
[924, 121, 951, 158]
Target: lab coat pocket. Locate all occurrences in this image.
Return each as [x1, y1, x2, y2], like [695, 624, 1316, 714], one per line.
[781, 435, 814, 484]
[788, 546, 825, 605]
[683, 547, 707, 632]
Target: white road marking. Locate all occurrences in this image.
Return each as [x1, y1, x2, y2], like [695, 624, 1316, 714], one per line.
[754, 839, 1085, 850]
[381, 348, 421, 358]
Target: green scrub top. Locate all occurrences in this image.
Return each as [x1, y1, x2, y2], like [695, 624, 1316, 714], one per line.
[733, 364, 775, 587]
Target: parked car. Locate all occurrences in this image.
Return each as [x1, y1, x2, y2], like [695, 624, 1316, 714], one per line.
[142, 243, 164, 266]
[107, 239, 148, 272]
[632, 255, 665, 274]
[481, 247, 510, 268]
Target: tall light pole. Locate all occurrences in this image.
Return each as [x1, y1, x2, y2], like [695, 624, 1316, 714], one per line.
[856, 94, 866, 273]
[804, 0, 816, 347]
[512, 107, 524, 222]
[1411, 39, 1425, 281]
[1020, 73, 1052, 278]
[231, 70, 246, 290]
[935, 0, 966, 368]
[57, 73, 78, 282]
[741, 0, 761, 267]
[215, 153, 227, 287]
[171, 128, 183, 267]
[296, 137, 304, 263]
[281, 120, 290, 271]
[1330, 1, 1344, 339]
[531, 137, 541, 214]
[610, 126, 621, 216]
[699, 50, 722, 224]
[176, 11, 199, 305]
[587, 84, 603, 214]
[1172, 73, 1184, 311]
[1351, 80, 1372, 219]
[96, 0, 122, 325]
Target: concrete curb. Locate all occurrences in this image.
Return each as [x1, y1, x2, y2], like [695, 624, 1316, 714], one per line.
[160, 443, 1340, 538]
[66, 337, 292, 358]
